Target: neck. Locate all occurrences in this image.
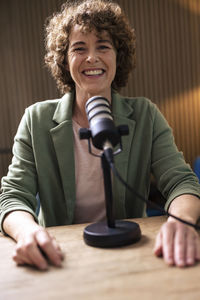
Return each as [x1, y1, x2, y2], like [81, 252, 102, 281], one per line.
[73, 101, 88, 128]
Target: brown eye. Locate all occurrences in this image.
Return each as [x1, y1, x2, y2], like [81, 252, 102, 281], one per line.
[74, 47, 86, 53]
[98, 45, 110, 50]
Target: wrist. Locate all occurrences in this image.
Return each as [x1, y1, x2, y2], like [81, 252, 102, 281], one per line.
[168, 195, 200, 225]
[167, 215, 196, 225]
[3, 211, 39, 242]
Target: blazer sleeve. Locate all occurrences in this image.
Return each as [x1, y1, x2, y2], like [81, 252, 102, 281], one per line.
[150, 103, 200, 211]
[0, 108, 39, 234]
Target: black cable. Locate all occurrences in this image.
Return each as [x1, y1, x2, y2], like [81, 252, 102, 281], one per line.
[104, 149, 200, 230]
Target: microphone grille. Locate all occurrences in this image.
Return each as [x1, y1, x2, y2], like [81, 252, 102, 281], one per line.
[85, 96, 113, 124]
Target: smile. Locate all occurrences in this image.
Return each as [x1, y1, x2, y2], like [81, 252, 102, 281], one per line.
[83, 69, 105, 76]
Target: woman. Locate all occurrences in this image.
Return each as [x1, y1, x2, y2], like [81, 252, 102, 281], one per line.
[1, 0, 200, 270]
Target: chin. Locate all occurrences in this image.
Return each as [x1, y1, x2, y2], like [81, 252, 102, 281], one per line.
[86, 88, 110, 97]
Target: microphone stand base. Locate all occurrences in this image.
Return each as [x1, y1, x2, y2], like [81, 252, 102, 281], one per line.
[83, 220, 141, 248]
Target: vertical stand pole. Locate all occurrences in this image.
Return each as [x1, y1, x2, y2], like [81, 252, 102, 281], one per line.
[101, 152, 115, 228]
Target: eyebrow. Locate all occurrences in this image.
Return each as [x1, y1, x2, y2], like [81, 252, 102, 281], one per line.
[97, 39, 113, 45]
[98, 39, 115, 51]
[70, 39, 113, 48]
[70, 41, 85, 48]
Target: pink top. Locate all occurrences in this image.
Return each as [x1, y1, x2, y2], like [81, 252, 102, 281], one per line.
[72, 120, 106, 223]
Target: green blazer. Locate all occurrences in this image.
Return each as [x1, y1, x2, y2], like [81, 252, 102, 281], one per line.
[1, 91, 199, 231]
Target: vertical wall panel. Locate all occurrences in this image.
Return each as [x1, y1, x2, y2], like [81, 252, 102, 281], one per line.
[118, 0, 200, 167]
[0, 0, 200, 179]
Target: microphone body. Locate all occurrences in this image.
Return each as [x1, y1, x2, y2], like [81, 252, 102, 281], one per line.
[85, 96, 120, 150]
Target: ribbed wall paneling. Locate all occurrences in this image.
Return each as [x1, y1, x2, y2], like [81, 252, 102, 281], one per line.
[119, 0, 200, 167]
[0, 0, 200, 180]
[0, 0, 64, 178]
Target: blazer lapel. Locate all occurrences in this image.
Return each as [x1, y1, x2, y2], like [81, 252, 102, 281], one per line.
[112, 92, 136, 219]
[50, 93, 76, 223]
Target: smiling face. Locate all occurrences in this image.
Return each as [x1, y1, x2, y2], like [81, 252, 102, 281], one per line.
[67, 24, 117, 101]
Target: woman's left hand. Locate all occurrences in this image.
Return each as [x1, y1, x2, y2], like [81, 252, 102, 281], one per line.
[154, 217, 200, 267]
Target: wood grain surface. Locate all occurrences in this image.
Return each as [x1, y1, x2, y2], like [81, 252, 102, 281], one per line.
[0, 216, 200, 300]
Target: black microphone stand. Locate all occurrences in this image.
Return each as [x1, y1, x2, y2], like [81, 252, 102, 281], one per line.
[79, 126, 141, 248]
[101, 151, 115, 228]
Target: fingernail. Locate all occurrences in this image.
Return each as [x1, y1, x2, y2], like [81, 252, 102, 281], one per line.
[56, 262, 62, 268]
[40, 263, 48, 270]
[187, 258, 194, 265]
[178, 259, 185, 267]
[165, 254, 173, 265]
[54, 258, 62, 267]
[167, 258, 174, 265]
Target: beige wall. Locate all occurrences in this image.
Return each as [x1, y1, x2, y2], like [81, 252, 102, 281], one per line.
[0, 0, 200, 179]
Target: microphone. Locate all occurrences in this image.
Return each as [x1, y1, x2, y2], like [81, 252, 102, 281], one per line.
[80, 95, 141, 248]
[85, 96, 120, 151]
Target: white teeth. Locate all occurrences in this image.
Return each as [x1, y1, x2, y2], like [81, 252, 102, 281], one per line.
[84, 69, 103, 75]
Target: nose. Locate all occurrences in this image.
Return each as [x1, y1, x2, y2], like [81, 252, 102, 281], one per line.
[86, 50, 99, 63]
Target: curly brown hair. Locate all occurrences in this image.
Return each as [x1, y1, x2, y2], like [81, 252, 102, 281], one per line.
[44, 0, 136, 94]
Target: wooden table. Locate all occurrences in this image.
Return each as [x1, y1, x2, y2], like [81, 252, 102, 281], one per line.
[0, 216, 200, 300]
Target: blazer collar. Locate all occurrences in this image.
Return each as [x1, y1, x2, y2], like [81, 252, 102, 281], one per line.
[52, 90, 134, 123]
[50, 91, 76, 223]
[52, 91, 75, 124]
[52, 90, 134, 124]
[111, 91, 134, 119]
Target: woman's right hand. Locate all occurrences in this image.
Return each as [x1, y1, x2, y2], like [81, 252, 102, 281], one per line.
[3, 211, 64, 270]
[13, 226, 64, 270]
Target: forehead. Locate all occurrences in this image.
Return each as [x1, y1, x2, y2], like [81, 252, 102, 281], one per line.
[69, 24, 112, 44]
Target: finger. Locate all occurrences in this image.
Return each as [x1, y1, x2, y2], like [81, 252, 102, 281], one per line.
[195, 236, 200, 261]
[185, 230, 196, 266]
[174, 223, 186, 267]
[161, 222, 175, 266]
[13, 248, 33, 266]
[13, 255, 31, 267]
[52, 238, 65, 260]
[13, 238, 37, 266]
[26, 243, 49, 270]
[154, 231, 163, 257]
[35, 230, 62, 267]
[16, 259, 25, 266]
[15, 237, 49, 270]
